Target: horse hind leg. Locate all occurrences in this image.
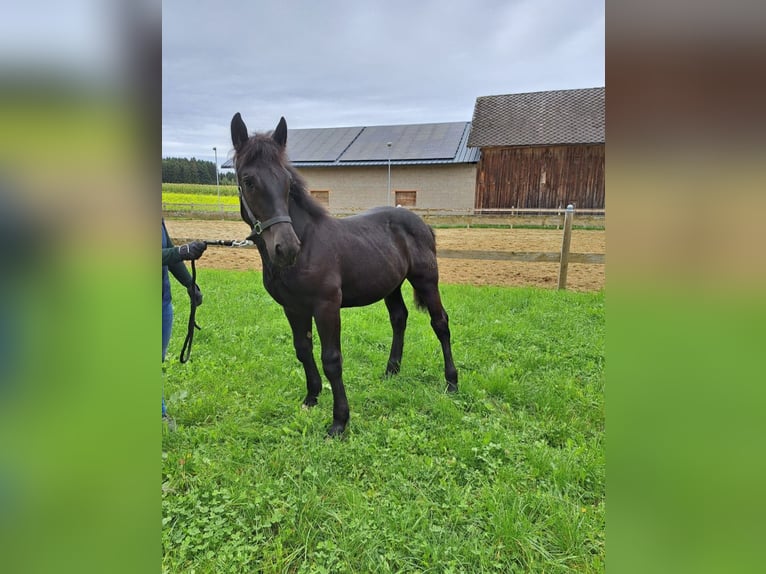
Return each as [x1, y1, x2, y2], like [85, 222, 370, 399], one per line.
[411, 280, 458, 392]
[384, 286, 408, 376]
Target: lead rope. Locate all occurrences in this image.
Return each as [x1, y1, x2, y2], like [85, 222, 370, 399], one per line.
[178, 238, 255, 363]
[179, 259, 201, 364]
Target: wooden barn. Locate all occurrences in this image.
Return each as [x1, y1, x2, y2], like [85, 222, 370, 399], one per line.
[468, 87, 605, 210]
[223, 122, 480, 214]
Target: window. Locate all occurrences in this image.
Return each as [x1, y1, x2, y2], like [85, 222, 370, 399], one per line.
[395, 190, 417, 207]
[310, 190, 330, 207]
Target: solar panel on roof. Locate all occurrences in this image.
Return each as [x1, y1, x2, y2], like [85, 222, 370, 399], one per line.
[340, 123, 466, 161]
[286, 127, 363, 162]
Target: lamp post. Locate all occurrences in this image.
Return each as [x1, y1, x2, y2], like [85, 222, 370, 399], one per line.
[386, 142, 392, 206]
[213, 146, 220, 216]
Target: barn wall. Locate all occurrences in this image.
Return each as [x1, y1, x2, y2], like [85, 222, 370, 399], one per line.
[297, 164, 477, 213]
[475, 144, 604, 209]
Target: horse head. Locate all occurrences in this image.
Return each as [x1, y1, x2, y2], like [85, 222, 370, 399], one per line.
[231, 113, 301, 267]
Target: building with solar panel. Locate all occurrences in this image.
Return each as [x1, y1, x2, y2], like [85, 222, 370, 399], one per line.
[221, 87, 604, 215]
[223, 121, 479, 215]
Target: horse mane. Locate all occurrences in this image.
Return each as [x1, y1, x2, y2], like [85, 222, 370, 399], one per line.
[234, 132, 329, 220]
[286, 164, 329, 219]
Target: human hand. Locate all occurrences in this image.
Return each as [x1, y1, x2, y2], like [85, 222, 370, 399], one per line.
[177, 240, 207, 260]
[187, 283, 203, 306]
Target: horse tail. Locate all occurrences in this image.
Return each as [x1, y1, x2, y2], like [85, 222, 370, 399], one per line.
[412, 220, 437, 312]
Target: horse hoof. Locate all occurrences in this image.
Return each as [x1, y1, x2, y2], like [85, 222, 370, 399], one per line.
[384, 364, 400, 377]
[326, 423, 345, 438]
[446, 383, 458, 393]
[303, 397, 318, 409]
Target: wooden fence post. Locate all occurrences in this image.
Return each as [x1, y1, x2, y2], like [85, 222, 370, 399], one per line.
[558, 204, 574, 290]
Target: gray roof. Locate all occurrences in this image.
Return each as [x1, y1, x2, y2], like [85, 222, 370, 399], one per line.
[284, 126, 362, 162]
[221, 121, 479, 169]
[468, 87, 605, 147]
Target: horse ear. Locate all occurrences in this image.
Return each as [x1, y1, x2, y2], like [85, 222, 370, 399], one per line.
[273, 116, 287, 148]
[231, 113, 249, 151]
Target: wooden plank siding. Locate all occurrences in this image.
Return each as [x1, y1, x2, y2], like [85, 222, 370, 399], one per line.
[475, 144, 604, 209]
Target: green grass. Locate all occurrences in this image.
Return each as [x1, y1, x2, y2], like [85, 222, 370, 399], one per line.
[163, 192, 240, 206]
[162, 270, 605, 573]
[163, 183, 240, 196]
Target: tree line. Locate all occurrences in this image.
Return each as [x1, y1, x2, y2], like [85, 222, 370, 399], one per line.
[162, 157, 237, 185]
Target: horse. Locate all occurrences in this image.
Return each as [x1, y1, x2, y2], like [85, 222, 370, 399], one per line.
[230, 114, 458, 436]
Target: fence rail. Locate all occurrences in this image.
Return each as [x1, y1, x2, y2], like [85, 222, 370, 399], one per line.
[172, 240, 604, 264]
[162, 203, 606, 216]
[171, 205, 604, 289]
[170, 203, 606, 289]
[436, 249, 604, 264]
[163, 203, 606, 227]
[474, 207, 605, 215]
[163, 202, 240, 212]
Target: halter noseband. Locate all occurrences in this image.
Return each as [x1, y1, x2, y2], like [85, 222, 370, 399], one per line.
[248, 214, 294, 237]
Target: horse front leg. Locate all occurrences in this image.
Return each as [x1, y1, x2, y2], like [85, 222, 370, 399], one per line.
[284, 308, 322, 408]
[314, 300, 349, 437]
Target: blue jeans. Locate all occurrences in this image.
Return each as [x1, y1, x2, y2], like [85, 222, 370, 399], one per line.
[162, 302, 173, 416]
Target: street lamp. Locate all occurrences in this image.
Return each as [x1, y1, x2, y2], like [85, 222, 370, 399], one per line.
[213, 146, 220, 215]
[386, 142, 392, 206]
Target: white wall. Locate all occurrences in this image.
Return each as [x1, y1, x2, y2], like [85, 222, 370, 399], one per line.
[297, 164, 477, 214]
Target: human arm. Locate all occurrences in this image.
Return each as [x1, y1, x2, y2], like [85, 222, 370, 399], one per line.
[161, 221, 205, 304]
[162, 241, 207, 265]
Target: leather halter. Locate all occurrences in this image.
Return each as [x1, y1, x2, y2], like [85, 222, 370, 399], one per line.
[237, 168, 294, 240]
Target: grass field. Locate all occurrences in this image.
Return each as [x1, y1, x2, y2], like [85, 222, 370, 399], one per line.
[163, 192, 240, 207]
[162, 269, 605, 572]
[163, 183, 240, 196]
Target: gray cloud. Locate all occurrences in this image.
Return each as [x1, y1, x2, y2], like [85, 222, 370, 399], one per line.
[162, 0, 604, 162]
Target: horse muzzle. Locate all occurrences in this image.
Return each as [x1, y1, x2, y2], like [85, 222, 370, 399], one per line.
[267, 222, 301, 267]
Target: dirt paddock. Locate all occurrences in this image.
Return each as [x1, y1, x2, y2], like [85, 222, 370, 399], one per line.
[165, 219, 605, 292]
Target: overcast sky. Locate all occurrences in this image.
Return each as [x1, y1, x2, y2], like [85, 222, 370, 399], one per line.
[162, 0, 604, 165]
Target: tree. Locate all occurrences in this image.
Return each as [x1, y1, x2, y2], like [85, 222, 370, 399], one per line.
[162, 157, 220, 183]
